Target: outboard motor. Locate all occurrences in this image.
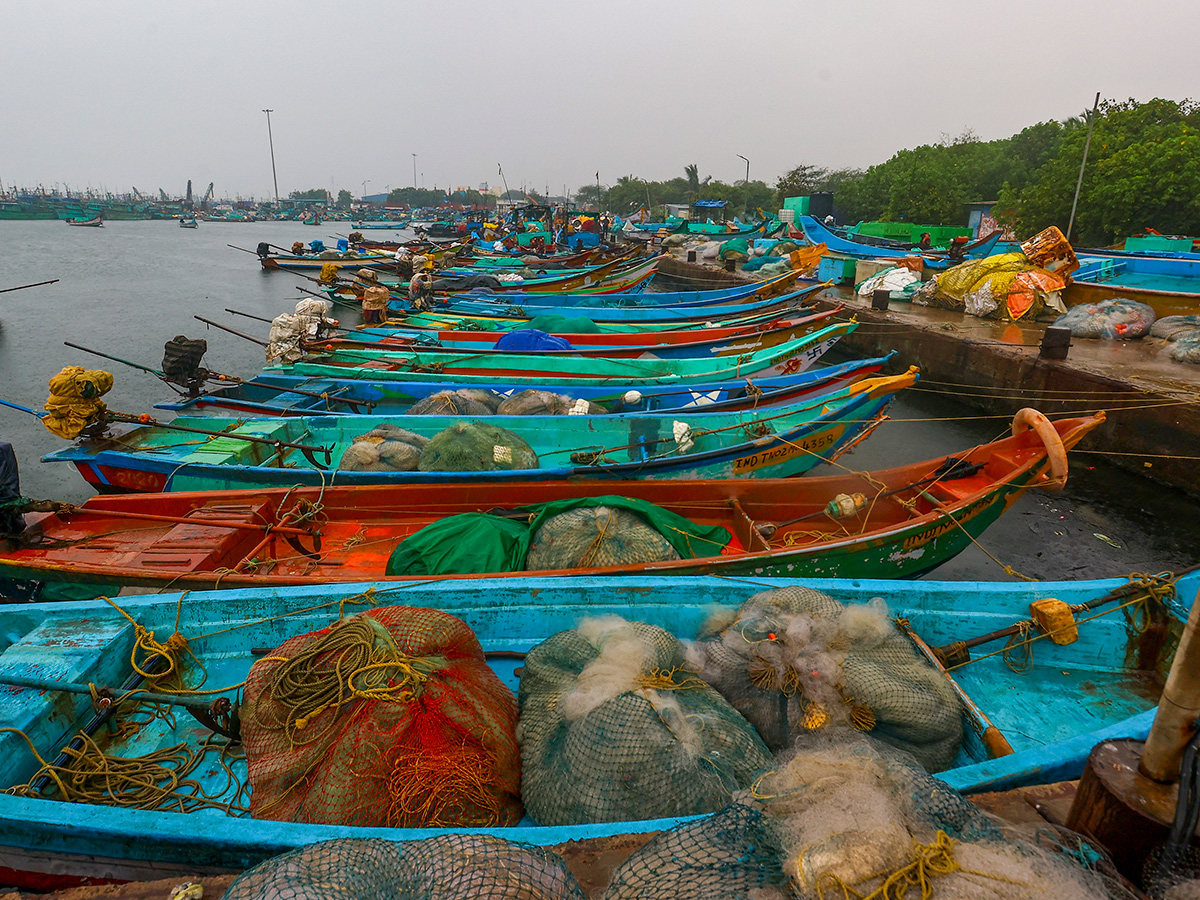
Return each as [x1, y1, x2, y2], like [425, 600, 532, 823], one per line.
[161, 335, 209, 395]
[256, 242, 272, 259]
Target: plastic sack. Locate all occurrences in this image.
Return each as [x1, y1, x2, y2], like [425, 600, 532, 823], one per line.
[1052, 298, 1157, 340]
[856, 266, 922, 301]
[492, 330, 574, 352]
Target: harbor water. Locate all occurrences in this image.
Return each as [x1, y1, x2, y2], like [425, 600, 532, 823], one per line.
[2, 219, 1198, 583]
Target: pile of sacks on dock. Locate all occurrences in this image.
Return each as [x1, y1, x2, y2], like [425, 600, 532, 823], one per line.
[228, 588, 1133, 900]
[1051, 301, 1200, 365]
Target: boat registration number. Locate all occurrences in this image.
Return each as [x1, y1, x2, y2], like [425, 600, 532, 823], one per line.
[732, 426, 844, 473]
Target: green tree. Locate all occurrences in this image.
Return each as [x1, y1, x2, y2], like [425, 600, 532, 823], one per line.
[288, 188, 329, 202]
[336, 189, 353, 209]
[685, 163, 700, 197]
[774, 164, 828, 207]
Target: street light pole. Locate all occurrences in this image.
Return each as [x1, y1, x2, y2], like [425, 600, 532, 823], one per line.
[262, 109, 279, 203]
[736, 154, 749, 185]
[412, 154, 417, 189]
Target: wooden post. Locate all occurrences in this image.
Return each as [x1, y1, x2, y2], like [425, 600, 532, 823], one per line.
[1142, 582, 1200, 781]
[1040, 325, 1072, 360]
[724, 259, 736, 272]
[687, 250, 697, 263]
[872, 289, 890, 311]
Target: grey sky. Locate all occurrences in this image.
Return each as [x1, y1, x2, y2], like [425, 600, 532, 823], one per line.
[3, 0, 1196, 201]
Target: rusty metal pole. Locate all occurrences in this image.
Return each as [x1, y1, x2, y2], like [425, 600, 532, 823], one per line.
[1141, 582, 1200, 781]
[1066, 93, 1101, 244]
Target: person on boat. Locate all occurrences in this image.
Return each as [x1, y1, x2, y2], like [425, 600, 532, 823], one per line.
[360, 278, 390, 325]
[918, 233, 933, 251]
[409, 271, 434, 308]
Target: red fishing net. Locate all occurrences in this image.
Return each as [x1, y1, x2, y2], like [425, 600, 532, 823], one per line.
[242, 606, 522, 828]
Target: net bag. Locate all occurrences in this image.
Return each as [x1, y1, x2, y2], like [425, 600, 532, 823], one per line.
[524, 506, 680, 571]
[409, 389, 501, 416]
[690, 586, 963, 771]
[242, 606, 522, 828]
[1052, 298, 1157, 340]
[338, 424, 428, 472]
[497, 389, 602, 416]
[222, 835, 586, 900]
[1171, 332, 1200, 365]
[1151, 315, 1200, 341]
[418, 422, 539, 472]
[161, 335, 208, 382]
[604, 802, 790, 900]
[518, 616, 773, 825]
[756, 734, 1128, 900]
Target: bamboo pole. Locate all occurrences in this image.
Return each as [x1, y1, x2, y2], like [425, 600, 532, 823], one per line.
[1140, 582, 1200, 782]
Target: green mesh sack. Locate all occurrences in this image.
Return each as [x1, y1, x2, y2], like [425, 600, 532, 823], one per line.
[339, 424, 428, 472]
[692, 586, 963, 771]
[409, 389, 500, 415]
[518, 617, 773, 825]
[524, 505, 680, 571]
[604, 802, 791, 900]
[418, 421, 539, 472]
[221, 834, 586, 900]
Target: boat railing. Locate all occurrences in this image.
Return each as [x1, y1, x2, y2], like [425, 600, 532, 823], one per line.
[1075, 258, 1127, 282]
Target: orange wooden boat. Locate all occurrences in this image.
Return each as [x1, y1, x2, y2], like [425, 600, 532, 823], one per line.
[0, 411, 1103, 593]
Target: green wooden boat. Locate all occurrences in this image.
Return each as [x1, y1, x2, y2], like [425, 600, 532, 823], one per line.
[277, 321, 856, 385]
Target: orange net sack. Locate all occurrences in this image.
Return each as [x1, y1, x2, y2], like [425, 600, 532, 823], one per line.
[242, 606, 522, 828]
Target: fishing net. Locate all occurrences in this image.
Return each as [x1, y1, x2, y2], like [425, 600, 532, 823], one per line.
[418, 421, 539, 472]
[1171, 333, 1200, 365]
[408, 389, 501, 416]
[242, 606, 522, 828]
[525, 506, 681, 571]
[1053, 298, 1157, 340]
[914, 252, 1067, 320]
[603, 802, 791, 900]
[221, 835, 585, 900]
[42, 366, 114, 439]
[338, 424, 428, 472]
[161, 335, 208, 382]
[755, 734, 1132, 900]
[688, 586, 963, 771]
[1151, 315, 1200, 341]
[518, 616, 773, 826]
[496, 390, 601, 416]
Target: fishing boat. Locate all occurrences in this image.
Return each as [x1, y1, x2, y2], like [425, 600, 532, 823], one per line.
[278, 321, 856, 384]
[1067, 252, 1200, 318]
[0, 559, 1183, 888]
[179, 217, 198, 229]
[316, 309, 838, 359]
[64, 216, 103, 227]
[43, 370, 915, 493]
[795, 216, 1001, 269]
[0, 410, 1103, 591]
[155, 354, 896, 419]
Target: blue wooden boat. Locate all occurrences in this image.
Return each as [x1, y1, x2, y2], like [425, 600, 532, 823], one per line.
[1068, 252, 1200, 318]
[154, 354, 897, 418]
[45, 370, 915, 493]
[795, 216, 1001, 269]
[0, 567, 1189, 887]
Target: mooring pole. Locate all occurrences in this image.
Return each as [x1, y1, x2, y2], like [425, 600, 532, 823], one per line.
[1065, 92, 1101, 244]
[1141, 582, 1200, 782]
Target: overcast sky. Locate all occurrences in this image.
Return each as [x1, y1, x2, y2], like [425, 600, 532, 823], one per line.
[3, 0, 1196, 201]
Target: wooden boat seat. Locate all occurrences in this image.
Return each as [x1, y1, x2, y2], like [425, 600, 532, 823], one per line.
[128, 502, 271, 571]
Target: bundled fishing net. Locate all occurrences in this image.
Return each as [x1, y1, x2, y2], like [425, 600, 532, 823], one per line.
[408, 389, 501, 416]
[1171, 332, 1200, 365]
[603, 802, 791, 900]
[755, 734, 1132, 900]
[496, 390, 600, 416]
[266, 299, 338, 364]
[914, 252, 1067, 320]
[338, 424, 428, 472]
[418, 421, 539, 472]
[518, 616, 773, 825]
[1152, 315, 1200, 341]
[42, 366, 114, 439]
[241, 606, 522, 828]
[689, 586, 963, 771]
[222, 835, 585, 900]
[525, 506, 681, 571]
[720, 238, 751, 262]
[1053, 298, 1157, 340]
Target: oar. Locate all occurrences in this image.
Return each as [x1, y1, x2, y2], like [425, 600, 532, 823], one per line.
[194, 314, 269, 347]
[0, 279, 59, 295]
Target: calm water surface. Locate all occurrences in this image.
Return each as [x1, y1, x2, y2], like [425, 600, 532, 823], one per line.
[1, 219, 1197, 583]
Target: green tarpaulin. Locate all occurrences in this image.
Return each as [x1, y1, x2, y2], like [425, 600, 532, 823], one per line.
[385, 495, 732, 576]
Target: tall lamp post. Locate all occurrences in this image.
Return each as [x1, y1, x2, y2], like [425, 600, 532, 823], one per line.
[412, 154, 417, 188]
[262, 109, 279, 203]
[736, 154, 749, 185]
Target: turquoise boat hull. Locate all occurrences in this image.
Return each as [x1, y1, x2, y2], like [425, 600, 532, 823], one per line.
[0, 570, 1187, 886]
